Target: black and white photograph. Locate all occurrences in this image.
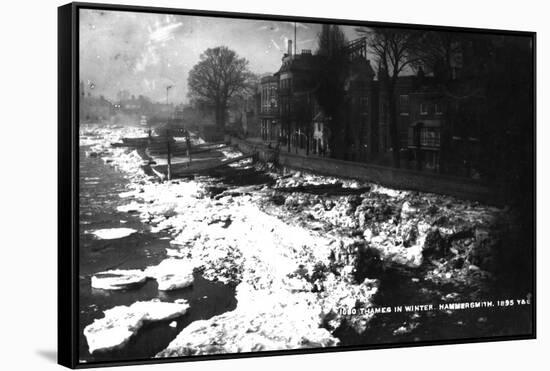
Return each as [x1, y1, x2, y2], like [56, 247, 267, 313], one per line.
[59, 2, 534, 368]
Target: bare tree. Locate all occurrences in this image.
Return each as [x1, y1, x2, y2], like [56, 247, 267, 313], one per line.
[357, 27, 421, 167]
[188, 46, 252, 129]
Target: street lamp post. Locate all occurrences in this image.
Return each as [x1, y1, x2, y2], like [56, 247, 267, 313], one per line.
[165, 84, 175, 181]
[166, 85, 174, 104]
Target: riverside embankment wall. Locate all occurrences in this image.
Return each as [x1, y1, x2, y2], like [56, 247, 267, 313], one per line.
[226, 136, 496, 204]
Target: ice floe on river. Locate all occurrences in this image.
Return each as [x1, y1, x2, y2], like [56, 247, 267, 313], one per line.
[91, 269, 147, 290]
[84, 299, 189, 354]
[91, 228, 136, 240]
[91, 259, 195, 292]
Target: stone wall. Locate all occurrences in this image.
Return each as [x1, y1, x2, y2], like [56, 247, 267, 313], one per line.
[226, 136, 495, 204]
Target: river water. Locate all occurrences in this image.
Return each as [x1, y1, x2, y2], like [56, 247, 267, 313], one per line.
[78, 145, 237, 363]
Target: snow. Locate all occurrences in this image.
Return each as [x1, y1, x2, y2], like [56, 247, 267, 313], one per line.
[80, 124, 505, 356]
[90, 228, 136, 240]
[84, 300, 189, 354]
[91, 269, 147, 290]
[158, 291, 339, 357]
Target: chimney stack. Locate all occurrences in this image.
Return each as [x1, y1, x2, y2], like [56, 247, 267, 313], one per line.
[287, 40, 293, 56]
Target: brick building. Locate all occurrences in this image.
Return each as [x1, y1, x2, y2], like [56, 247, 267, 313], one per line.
[256, 37, 378, 158]
[377, 67, 485, 174]
[251, 36, 485, 174]
[259, 75, 279, 141]
[276, 41, 322, 153]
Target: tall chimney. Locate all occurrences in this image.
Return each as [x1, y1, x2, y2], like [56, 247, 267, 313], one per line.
[287, 40, 293, 56]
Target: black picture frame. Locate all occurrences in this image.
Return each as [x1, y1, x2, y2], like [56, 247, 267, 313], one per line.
[58, 2, 536, 368]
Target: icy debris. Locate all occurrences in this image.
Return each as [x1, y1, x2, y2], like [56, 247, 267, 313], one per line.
[145, 259, 195, 291]
[118, 190, 136, 198]
[370, 184, 407, 198]
[84, 300, 189, 354]
[154, 199, 362, 357]
[91, 228, 136, 240]
[91, 270, 147, 290]
[117, 202, 142, 213]
[400, 201, 417, 218]
[166, 248, 186, 258]
[393, 321, 418, 335]
[366, 221, 430, 268]
[157, 293, 338, 357]
[220, 147, 243, 159]
[319, 275, 379, 333]
[80, 124, 504, 355]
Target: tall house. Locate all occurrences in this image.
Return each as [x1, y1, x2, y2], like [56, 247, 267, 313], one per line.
[406, 85, 447, 171]
[276, 41, 322, 151]
[378, 75, 417, 153]
[378, 66, 483, 173]
[259, 75, 279, 141]
[342, 57, 378, 160]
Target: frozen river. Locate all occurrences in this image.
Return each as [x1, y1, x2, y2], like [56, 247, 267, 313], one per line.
[78, 124, 532, 364]
[79, 144, 237, 363]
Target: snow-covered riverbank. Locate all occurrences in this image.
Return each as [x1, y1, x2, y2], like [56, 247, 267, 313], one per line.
[80, 124, 512, 358]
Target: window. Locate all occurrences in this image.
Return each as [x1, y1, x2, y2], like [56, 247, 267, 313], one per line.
[399, 95, 409, 115]
[420, 103, 428, 115]
[360, 97, 369, 113]
[280, 78, 291, 90]
[419, 127, 440, 147]
[435, 103, 443, 115]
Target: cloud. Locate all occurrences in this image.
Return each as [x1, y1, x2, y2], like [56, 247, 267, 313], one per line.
[150, 22, 183, 43]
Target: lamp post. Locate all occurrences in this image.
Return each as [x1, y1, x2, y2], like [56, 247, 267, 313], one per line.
[166, 85, 174, 104]
[165, 84, 175, 181]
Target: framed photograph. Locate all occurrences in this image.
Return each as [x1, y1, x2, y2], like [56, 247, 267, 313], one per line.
[58, 2, 536, 368]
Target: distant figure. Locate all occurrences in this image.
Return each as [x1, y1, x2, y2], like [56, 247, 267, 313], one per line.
[185, 130, 192, 165]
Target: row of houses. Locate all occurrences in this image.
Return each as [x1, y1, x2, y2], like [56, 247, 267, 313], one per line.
[79, 82, 176, 124]
[230, 37, 484, 176]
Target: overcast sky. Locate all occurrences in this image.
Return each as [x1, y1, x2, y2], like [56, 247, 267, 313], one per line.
[79, 9, 364, 104]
